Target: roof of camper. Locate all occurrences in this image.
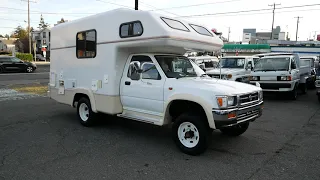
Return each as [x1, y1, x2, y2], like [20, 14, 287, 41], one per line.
[52, 8, 205, 30]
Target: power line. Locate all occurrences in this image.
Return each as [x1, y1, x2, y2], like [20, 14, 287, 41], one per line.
[139, 0, 180, 16]
[268, 3, 281, 40]
[295, 16, 302, 41]
[96, 0, 133, 9]
[149, 0, 244, 11]
[177, 3, 320, 18]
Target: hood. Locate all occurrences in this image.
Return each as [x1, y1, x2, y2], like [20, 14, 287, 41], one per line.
[172, 77, 261, 95]
[206, 68, 246, 75]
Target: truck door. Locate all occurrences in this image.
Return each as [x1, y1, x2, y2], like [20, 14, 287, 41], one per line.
[120, 55, 165, 119]
[291, 58, 299, 82]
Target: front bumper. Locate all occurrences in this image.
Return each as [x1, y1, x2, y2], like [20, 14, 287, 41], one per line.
[250, 81, 294, 92]
[213, 101, 263, 129]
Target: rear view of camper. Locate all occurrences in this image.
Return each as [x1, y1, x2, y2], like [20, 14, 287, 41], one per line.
[48, 8, 264, 155]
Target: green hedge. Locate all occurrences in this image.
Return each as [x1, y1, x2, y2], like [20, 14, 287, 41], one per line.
[15, 53, 33, 62]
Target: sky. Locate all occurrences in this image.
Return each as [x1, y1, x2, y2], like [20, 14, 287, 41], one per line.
[0, 0, 320, 41]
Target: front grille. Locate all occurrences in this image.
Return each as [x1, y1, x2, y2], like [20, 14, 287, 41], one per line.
[239, 92, 259, 105]
[237, 109, 260, 121]
[208, 74, 221, 79]
[260, 83, 291, 90]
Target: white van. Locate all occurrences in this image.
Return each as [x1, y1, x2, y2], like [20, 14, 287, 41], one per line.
[188, 56, 219, 71]
[250, 54, 311, 100]
[48, 8, 263, 155]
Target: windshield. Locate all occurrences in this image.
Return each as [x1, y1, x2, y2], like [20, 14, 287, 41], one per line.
[254, 57, 290, 71]
[218, 58, 245, 68]
[155, 55, 205, 78]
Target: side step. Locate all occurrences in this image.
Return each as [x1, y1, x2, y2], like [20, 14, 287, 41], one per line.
[117, 114, 155, 124]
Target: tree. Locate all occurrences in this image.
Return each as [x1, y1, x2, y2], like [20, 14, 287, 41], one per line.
[0, 34, 3, 38]
[38, 14, 49, 30]
[5, 34, 9, 39]
[59, 18, 65, 23]
[13, 26, 27, 39]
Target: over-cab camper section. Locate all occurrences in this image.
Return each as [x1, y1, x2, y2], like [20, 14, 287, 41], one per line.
[50, 8, 223, 114]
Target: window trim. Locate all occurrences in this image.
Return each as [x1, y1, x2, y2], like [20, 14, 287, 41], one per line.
[76, 29, 97, 59]
[189, 24, 213, 37]
[119, 20, 144, 38]
[160, 17, 190, 32]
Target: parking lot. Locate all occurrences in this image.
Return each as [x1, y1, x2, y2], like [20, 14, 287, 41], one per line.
[1, 70, 320, 180]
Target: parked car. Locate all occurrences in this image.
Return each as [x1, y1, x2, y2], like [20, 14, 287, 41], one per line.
[315, 60, 320, 102]
[36, 54, 46, 61]
[300, 56, 319, 88]
[0, 55, 37, 73]
[188, 56, 219, 71]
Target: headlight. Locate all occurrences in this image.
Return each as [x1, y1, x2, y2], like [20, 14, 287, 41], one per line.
[278, 76, 292, 81]
[226, 74, 232, 79]
[250, 76, 259, 81]
[258, 90, 263, 100]
[216, 96, 237, 108]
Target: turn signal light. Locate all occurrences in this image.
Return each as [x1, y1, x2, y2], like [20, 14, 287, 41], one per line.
[228, 112, 236, 119]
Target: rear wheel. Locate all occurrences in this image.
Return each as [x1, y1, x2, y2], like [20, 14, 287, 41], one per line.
[172, 113, 211, 156]
[220, 122, 250, 136]
[0, 66, 3, 73]
[77, 97, 97, 126]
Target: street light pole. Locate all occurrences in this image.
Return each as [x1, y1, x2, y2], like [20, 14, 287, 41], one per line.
[294, 16, 302, 41]
[268, 3, 281, 40]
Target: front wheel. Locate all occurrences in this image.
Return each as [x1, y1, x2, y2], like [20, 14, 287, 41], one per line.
[289, 86, 298, 100]
[300, 83, 307, 94]
[26, 66, 34, 73]
[0, 66, 4, 73]
[172, 113, 211, 156]
[220, 121, 250, 136]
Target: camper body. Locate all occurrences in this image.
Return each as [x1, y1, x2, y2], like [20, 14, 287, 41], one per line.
[48, 9, 263, 155]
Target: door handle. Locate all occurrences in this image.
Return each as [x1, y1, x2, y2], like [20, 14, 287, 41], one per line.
[125, 81, 131, 85]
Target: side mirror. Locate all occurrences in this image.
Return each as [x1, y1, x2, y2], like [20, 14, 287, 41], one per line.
[133, 61, 140, 70]
[130, 73, 140, 81]
[199, 64, 205, 71]
[247, 64, 252, 70]
[203, 68, 206, 72]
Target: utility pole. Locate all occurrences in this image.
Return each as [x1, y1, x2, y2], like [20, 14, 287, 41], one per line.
[294, 16, 302, 41]
[135, 0, 138, 10]
[22, 0, 36, 54]
[227, 27, 231, 42]
[268, 3, 281, 40]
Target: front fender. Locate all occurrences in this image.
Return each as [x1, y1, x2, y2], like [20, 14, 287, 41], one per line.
[164, 93, 216, 129]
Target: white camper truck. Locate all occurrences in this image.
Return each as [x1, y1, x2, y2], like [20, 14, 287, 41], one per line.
[48, 8, 264, 155]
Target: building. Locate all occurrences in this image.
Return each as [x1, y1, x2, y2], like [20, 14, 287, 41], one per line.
[31, 28, 51, 55]
[0, 39, 16, 52]
[242, 26, 287, 44]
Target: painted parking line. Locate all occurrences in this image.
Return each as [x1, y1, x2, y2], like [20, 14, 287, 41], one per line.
[0, 72, 49, 76]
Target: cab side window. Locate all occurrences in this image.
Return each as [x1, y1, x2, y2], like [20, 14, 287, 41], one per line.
[127, 55, 161, 80]
[291, 58, 297, 69]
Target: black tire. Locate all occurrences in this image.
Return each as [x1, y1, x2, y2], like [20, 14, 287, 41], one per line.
[0, 66, 3, 73]
[26, 66, 34, 73]
[300, 83, 307, 94]
[318, 95, 320, 103]
[172, 113, 211, 156]
[77, 97, 96, 127]
[289, 85, 298, 100]
[220, 121, 250, 136]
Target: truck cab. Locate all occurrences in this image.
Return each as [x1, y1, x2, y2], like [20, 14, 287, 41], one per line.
[206, 56, 258, 83]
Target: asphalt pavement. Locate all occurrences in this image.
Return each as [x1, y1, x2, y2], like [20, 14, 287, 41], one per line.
[0, 65, 49, 87]
[0, 79, 320, 179]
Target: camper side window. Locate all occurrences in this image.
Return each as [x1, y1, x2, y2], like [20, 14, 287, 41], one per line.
[120, 21, 143, 38]
[76, 29, 96, 58]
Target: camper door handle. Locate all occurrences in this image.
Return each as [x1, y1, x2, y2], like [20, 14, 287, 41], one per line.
[125, 81, 131, 85]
